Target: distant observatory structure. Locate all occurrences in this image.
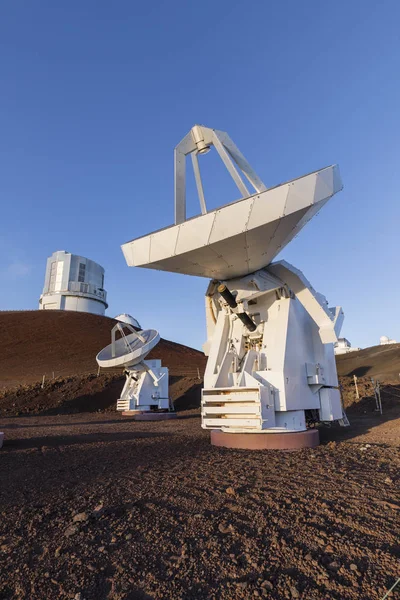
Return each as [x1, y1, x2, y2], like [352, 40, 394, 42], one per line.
[380, 335, 397, 345]
[334, 338, 360, 355]
[115, 313, 141, 329]
[39, 250, 107, 315]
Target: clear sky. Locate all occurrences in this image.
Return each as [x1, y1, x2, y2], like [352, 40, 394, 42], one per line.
[1, 1, 399, 350]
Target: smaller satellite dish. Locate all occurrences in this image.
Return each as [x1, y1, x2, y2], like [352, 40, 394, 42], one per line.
[96, 326, 160, 369]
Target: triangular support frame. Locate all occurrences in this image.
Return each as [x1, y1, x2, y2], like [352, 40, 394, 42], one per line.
[174, 125, 267, 225]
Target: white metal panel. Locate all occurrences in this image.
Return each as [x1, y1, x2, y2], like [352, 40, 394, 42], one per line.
[203, 405, 260, 414]
[149, 228, 178, 263]
[332, 165, 342, 195]
[284, 174, 317, 215]
[265, 209, 309, 260]
[208, 198, 254, 244]
[319, 387, 342, 421]
[207, 235, 249, 272]
[315, 168, 334, 200]
[175, 213, 216, 254]
[246, 185, 288, 230]
[125, 235, 150, 266]
[202, 418, 261, 428]
[245, 221, 282, 273]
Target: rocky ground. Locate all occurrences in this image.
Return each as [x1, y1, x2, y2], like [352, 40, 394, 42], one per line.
[0, 407, 399, 600]
[0, 312, 399, 599]
[0, 374, 202, 417]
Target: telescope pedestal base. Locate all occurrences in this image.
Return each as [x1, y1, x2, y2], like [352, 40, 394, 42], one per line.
[121, 411, 177, 421]
[210, 429, 319, 451]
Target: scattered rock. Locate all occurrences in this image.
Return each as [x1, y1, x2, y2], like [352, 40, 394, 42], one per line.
[218, 523, 234, 534]
[73, 512, 88, 523]
[305, 553, 312, 561]
[261, 580, 274, 590]
[350, 563, 358, 571]
[225, 487, 235, 496]
[125, 534, 132, 540]
[290, 586, 300, 598]
[64, 525, 78, 538]
[92, 504, 104, 517]
[54, 546, 62, 558]
[385, 477, 393, 485]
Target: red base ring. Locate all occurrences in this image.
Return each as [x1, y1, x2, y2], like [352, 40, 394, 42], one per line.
[210, 429, 319, 450]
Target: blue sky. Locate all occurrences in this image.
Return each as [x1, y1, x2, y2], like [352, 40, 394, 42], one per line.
[1, 1, 399, 350]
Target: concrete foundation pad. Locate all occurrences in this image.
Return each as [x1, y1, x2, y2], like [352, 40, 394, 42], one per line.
[0, 433, 4, 449]
[121, 411, 147, 417]
[134, 412, 178, 421]
[210, 429, 319, 450]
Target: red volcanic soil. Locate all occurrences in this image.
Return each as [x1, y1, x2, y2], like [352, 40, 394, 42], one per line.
[0, 411, 398, 600]
[336, 342, 400, 380]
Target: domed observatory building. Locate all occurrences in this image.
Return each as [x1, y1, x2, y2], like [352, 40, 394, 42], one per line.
[39, 250, 108, 315]
[114, 313, 142, 329]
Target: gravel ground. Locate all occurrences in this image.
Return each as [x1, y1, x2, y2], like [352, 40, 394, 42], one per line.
[0, 411, 399, 600]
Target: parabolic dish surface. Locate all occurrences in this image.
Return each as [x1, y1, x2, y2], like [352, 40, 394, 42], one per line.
[96, 329, 160, 369]
[122, 165, 342, 280]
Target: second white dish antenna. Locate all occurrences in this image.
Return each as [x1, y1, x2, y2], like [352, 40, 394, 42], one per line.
[96, 323, 160, 369]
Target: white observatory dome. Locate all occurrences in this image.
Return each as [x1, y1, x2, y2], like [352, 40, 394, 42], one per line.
[115, 313, 141, 329]
[380, 335, 396, 345]
[39, 250, 107, 315]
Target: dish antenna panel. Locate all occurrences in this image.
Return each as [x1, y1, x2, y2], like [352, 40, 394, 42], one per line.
[121, 125, 347, 447]
[96, 323, 176, 419]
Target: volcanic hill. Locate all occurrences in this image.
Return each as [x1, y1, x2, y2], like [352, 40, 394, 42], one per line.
[0, 311, 206, 415]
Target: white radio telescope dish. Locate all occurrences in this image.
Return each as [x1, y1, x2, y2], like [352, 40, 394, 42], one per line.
[122, 125, 342, 281]
[96, 326, 160, 369]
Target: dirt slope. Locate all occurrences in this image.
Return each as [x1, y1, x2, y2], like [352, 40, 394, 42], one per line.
[0, 311, 206, 389]
[336, 343, 400, 379]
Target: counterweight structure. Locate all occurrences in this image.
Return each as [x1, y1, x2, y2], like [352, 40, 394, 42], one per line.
[121, 125, 347, 448]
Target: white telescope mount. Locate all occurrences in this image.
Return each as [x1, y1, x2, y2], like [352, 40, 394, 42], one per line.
[122, 124, 348, 447]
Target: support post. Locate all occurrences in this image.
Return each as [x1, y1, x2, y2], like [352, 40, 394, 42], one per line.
[376, 380, 382, 415]
[353, 375, 359, 399]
